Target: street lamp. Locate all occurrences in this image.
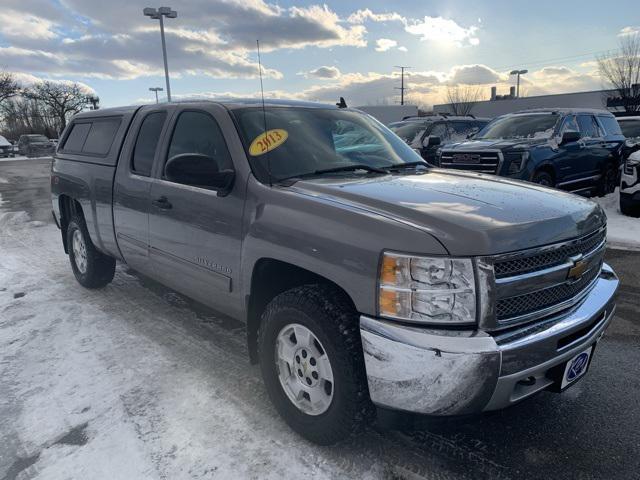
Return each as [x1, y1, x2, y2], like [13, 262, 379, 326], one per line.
[149, 87, 164, 104]
[143, 6, 177, 102]
[509, 69, 528, 98]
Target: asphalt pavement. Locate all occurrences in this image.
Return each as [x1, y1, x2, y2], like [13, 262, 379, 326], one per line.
[1, 157, 639, 480]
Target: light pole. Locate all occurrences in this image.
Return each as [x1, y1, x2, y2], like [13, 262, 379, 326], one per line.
[509, 69, 528, 98]
[143, 7, 177, 102]
[149, 87, 163, 104]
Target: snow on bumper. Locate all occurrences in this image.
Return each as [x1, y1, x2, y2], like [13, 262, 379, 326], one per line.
[360, 263, 619, 416]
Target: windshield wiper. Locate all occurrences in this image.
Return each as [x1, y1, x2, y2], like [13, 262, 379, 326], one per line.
[277, 164, 389, 183]
[386, 161, 429, 171]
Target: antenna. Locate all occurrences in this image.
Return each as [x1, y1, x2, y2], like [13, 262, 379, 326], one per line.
[257, 39, 272, 187]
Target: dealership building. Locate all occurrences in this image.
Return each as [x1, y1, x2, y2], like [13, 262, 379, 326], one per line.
[433, 87, 627, 118]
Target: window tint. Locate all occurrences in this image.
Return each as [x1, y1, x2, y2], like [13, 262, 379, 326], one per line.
[561, 115, 580, 133]
[577, 115, 602, 138]
[429, 123, 448, 139]
[166, 111, 233, 174]
[132, 111, 167, 176]
[82, 119, 121, 155]
[619, 119, 640, 138]
[391, 122, 428, 145]
[448, 122, 479, 141]
[63, 123, 91, 152]
[599, 116, 623, 136]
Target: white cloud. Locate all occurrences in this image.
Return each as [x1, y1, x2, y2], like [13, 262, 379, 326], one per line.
[347, 9, 405, 24]
[405, 16, 480, 47]
[0, 9, 58, 40]
[619, 26, 640, 37]
[0, 0, 365, 81]
[375, 39, 398, 52]
[449, 64, 504, 84]
[300, 66, 341, 79]
[398, 46, 408, 52]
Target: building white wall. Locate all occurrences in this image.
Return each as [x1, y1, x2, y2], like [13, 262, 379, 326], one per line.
[356, 105, 419, 125]
[434, 90, 612, 118]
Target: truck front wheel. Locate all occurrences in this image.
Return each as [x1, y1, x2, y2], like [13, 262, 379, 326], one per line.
[258, 284, 373, 445]
[66, 216, 116, 289]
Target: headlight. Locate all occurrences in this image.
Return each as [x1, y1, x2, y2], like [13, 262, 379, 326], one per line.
[507, 151, 529, 174]
[378, 252, 477, 325]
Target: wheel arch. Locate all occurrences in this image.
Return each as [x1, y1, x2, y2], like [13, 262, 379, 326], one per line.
[58, 195, 85, 254]
[246, 258, 357, 364]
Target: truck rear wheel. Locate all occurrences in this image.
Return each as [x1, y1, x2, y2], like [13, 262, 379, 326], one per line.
[66, 216, 115, 288]
[258, 284, 373, 445]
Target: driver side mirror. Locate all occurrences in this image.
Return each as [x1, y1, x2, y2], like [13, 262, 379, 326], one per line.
[560, 131, 581, 145]
[423, 135, 441, 148]
[164, 153, 235, 196]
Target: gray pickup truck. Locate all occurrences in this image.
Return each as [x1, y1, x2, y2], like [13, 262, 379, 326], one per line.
[51, 99, 618, 445]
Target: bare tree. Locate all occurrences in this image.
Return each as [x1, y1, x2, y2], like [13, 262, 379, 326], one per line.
[23, 81, 96, 131]
[598, 33, 640, 112]
[0, 71, 21, 105]
[445, 85, 482, 116]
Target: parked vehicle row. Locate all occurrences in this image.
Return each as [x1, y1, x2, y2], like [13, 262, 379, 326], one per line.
[51, 99, 618, 445]
[435, 109, 624, 196]
[389, 115, 489, 165]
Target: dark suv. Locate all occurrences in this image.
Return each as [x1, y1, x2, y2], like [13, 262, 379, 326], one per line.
[438, 109, 624, 196]
[390, 115, 489, 165]
[17, 134, 56, 157]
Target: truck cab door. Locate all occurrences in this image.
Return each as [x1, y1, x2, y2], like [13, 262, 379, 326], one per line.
[556, 115, 589, 190]
[113, 108, 173, 275]
[576, 114, 608, 188]
[147, 105, 245, 317]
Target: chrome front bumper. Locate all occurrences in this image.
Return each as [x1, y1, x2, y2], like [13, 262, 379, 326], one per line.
[360, 263, 619, 415]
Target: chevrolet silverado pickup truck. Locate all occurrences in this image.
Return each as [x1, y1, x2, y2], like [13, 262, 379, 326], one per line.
[51, 99, 618, 445]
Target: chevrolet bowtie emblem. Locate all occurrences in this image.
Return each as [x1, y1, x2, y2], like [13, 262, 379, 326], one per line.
[567, 258, 588, 281]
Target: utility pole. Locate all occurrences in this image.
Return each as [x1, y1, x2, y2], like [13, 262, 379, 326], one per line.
[394, 66, 411, 105]
[144, 7, 177, 102]
[149, 87, 163, 104]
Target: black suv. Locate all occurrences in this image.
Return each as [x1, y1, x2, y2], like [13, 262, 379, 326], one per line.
[390, 115, 489, 165]
[438, 109, 625, 196]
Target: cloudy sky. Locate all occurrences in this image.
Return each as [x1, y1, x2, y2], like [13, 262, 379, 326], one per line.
[0, 0, 637, 107]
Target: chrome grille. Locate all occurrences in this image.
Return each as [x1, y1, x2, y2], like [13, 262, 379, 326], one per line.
[494, 228, 606, 279]
[439, 151, 501, 174]
[485, 226, 607, 328]
[496, 264, 601, 321]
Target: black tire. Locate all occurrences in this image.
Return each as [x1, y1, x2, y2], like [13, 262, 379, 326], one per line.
[532, 170, 555, 188]
[598, 164, 618, 196]
[66, 216, 116, 288]
[258, 284, 373, 445]
[620, 194, 640, 217]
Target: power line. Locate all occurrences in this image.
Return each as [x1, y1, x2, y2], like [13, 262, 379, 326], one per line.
[394, 66, 411, 105]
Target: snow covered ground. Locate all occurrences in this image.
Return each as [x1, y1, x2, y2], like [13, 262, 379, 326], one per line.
[595, 189, 640, 250]
[0, 155, 51, 163]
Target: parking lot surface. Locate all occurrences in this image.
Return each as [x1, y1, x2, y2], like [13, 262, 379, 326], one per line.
[1, 158, 639, 479]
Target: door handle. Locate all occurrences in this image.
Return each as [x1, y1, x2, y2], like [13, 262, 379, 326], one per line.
[152, 196, 172, 210]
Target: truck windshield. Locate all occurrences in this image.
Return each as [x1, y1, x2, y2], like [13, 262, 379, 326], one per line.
[28, 135, 49, 142]
[475, 114, 559, 140]
[232, 107, 424, 183]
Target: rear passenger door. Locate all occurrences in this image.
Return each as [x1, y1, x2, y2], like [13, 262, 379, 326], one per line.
[577, 114, 607, 182]
[113, 108, 172, 275]
[147, 105, 244, 315]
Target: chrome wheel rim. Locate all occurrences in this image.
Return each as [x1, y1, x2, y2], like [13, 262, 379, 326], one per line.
[72, 229, 88, 274]
[275, 323, 334, 416]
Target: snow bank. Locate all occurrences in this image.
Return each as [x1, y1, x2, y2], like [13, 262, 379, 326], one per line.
[595, 189, 640, 250]
[0, 155, 52, 162]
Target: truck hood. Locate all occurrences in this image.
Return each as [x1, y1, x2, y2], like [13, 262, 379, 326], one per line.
[444, 138, 550, 151]
[289, 170, 605, 256]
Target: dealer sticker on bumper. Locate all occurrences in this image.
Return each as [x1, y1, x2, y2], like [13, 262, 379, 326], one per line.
[561, 346, 593, 389]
